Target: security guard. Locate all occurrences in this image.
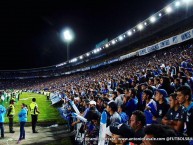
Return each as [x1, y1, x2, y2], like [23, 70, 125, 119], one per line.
[30, 98, 40, 133]
[7, 100, 15, 133]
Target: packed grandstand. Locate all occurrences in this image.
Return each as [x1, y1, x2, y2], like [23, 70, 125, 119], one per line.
[1, 0, 193, 145]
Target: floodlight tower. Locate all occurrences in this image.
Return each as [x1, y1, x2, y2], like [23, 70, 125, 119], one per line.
[63, 28, 74, 61]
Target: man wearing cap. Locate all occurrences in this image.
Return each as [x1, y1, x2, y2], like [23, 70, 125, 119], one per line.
[71, 100, 100, 126]
[7, 100, 15, 133]
[153, 89, 170, 123]
[85, 100, 101, 121]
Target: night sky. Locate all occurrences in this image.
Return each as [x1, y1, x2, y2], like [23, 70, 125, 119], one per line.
[0, 0, 170, 70]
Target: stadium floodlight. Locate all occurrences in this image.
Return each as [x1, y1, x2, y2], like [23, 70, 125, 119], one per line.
[175, 1, 181, 7]
[144, 22, 147, 26]
[112, 40, 116, 44]
[133, 29, 136, 32]
[105, 44, 109, 48]
[79, 56, 83, 59]
[159, 13, 162, 17]
[137, 23, 143, 30]
[165, 6, 173, 14]
[93, 49, 97, 53]
[127, 31, 132, 36]
[86, 53, 90, 56]
[70, 58, 77, 63]
[119, 36, 123, 41]
[150, 16, 156, 23]
[62, 28, 74, 61]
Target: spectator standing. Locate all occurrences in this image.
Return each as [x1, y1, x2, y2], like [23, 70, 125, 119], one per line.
[17, 103, 27, 143]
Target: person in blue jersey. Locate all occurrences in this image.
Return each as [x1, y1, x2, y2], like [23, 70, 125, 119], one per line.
[177, 86, 193, 142]
[162, 93, 186, 134]
[118, 104, 129, 124]
[124, 88, 138, 118]
[142, 89, 157, 125]
[0, 102, 6, 138]
[17, 103, 27, 143]
[162, 92, 190, 145]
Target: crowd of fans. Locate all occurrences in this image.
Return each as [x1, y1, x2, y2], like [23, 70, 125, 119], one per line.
[0, 38, 193, 145]
[52, 41, 193, 145]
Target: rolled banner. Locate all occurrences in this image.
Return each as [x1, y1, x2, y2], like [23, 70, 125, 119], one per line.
[72, 113, 87, 123]
[98, 111, 107, 145]
[69, 100, 80, 115]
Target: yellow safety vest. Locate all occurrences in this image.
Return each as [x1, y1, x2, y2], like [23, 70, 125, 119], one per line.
[9, 104, 15, 115]
[30, 102, 39, 115]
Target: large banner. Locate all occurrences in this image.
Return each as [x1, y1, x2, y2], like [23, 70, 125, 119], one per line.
[138, 28, 193, 56]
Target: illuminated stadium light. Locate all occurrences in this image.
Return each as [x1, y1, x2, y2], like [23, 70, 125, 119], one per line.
[119, 36, 123, 41]
[144, 22, 147, 26]
[165, 6, 173, 14]
[123, 35, 126, 37]
[150, 16, 156, 23]
[62, 28, 74, 61]
[86, 53, 90, 56]
[63, 29, 73, 42]
[116, 39, 118, 42]
[97, 48, 100, 52]
[127, 31, 132, 36]
[159, 13, 162, 17]
[79, 56, 83, 59]
[133, 29, 136, 32]
[105, 44, 109, 47]
[70, 58, 77, 63]
[112, 40, 116, 44]
[137, 23, 143, 30]
[175, 1, 181, 7]
[99, 47, 102, 51]
[93, 49, 97, 53]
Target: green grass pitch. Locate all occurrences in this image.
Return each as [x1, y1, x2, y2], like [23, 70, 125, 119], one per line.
[1, 92, 64, 124]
